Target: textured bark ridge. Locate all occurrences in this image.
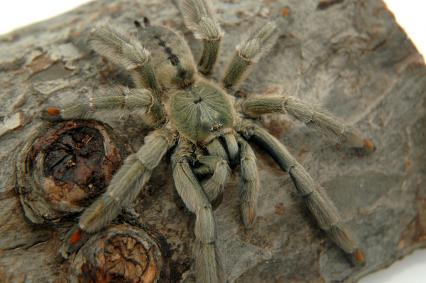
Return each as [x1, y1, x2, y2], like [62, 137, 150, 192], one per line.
[0, 0, 425, 282]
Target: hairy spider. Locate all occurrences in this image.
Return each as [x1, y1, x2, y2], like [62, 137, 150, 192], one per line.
[41, 0, 374, 282]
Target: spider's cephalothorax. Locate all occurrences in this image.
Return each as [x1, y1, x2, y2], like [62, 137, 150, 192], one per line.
[170, 79, 235, 143]
[41, 0, 375, 282]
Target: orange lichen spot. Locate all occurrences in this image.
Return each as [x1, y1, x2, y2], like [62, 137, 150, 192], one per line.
[353, 248, 365, 264]
[46, 107, 61, 116]
[281, 7, 290, 17]
[363, 138, 375, 151]
[69, 228, 82, 245]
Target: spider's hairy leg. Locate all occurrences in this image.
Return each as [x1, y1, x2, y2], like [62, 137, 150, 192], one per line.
[241, 95, 375, 152]
[197, 155, 230, 202]
[237, 136, 260, 227]
[196, 134, 236, 202]
[237, 121, 366, 266]
[42, 88, 164, 127]
[89, 25, 161, 94]
[205, 138, 229, 162]
[173, 139, 225, 283]
[222, 22, 278, 89]
[222, 132, 239, 163]
[179, 0, 223, 75]
[60, 129, 176, 258]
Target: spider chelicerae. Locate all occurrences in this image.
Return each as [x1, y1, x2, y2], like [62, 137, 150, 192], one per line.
[41, 0, 375, 282]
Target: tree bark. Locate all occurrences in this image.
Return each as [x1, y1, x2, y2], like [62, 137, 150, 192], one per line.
[0, 0, 425, 282]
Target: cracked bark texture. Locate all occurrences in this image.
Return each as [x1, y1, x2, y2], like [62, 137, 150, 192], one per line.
[1, 0, 425, 282]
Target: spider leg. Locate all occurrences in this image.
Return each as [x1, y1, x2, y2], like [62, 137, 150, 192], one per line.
[237, 121, 365, 266]
[222, 132, 239, 162]
[222, 22, 278, 89]
[42, 88, 164, 127]
[179, 0, 223, 75]
[241, 95, 375, 152]
[203, 132, 239, 162]
[195, 133, 238, 202]
[90, 25, 161, 94]
[197, 154, 230, 202]
[60, 129, 176, 258]
[205, 137, 228, 161]
[237, 136, 260, 227]
[173, 139, 225, 283]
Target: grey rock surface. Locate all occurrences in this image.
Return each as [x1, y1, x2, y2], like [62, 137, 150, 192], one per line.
[0, 0, 425, 282]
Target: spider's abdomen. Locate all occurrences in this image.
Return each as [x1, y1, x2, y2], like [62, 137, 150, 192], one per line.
[170, 80, 235, 143]
[137, 26, 196, 88]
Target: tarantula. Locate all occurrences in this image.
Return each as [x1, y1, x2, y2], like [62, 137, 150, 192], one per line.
[41, 0, 374, 282]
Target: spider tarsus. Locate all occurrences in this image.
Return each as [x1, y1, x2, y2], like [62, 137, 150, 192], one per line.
[362, 138, 376, 153]
[351, 138, 376, 156]
[69, 228, 82, 245]
[239, 137, 259, 228]
[41, 107, 62, 121]
[46, 107, 61, 116]
[42, 107, 61, 120]
[60, 226, 90, 259]
[242, 206, 256, 227]
[350, 248, 366, 267]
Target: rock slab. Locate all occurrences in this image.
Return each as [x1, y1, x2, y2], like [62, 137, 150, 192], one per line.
[0, 0, 425, 282]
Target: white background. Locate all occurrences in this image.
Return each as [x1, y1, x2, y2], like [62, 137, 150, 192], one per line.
[0, 1, 425, 282]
